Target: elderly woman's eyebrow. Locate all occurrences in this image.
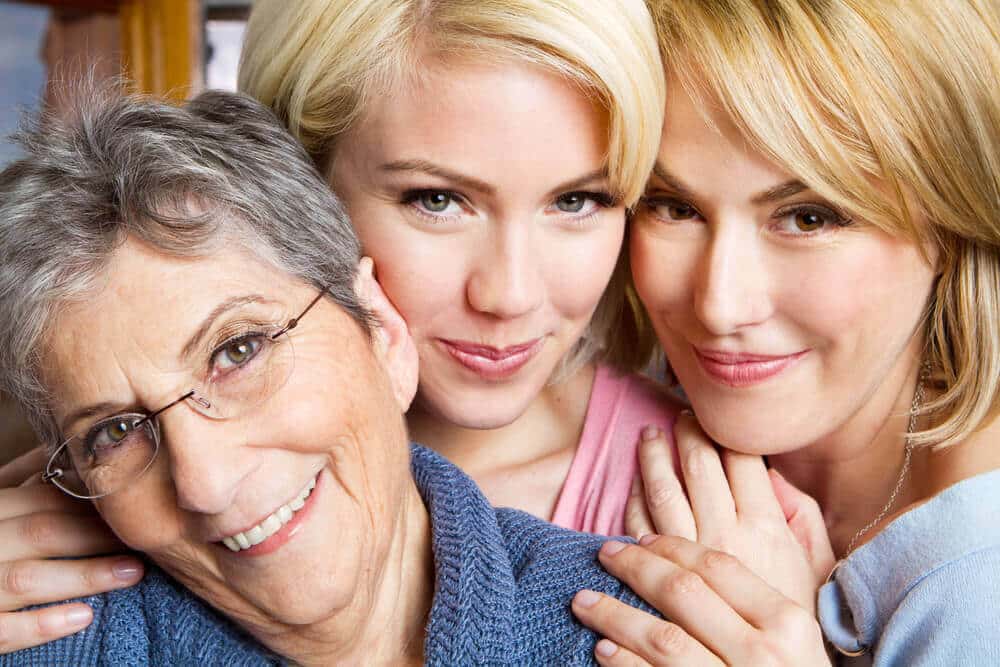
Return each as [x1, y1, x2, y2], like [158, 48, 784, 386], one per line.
[60, 401, 130, 436]
[180, 294, 278, 359]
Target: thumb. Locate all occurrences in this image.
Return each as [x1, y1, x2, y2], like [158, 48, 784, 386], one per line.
[769, 468, 836, 582]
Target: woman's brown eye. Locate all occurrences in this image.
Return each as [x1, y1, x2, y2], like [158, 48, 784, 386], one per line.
[420, 192, 452, 212]
[108, 420, 130, 442]
[794, 211, 826, 232]
[225, 341, 253, 365]
[668, 203, 697, 220]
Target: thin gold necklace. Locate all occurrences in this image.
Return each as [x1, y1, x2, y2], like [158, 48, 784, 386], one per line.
[825, 362, 930, 657]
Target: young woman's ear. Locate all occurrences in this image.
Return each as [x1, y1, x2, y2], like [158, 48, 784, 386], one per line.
[354, 257, 419, 410]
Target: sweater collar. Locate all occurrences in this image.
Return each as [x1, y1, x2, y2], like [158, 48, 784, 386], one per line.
[409, 444, 516, 664]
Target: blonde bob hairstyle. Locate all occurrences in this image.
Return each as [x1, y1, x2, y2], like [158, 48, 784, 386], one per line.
[238, 0, 666, 373]
[650, 0, 1000, 448]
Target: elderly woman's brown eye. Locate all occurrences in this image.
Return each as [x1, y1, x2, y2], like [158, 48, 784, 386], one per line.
[107, 419, 131, 443]
[212, 335, 264, 371]
[420, 192, 452, 213]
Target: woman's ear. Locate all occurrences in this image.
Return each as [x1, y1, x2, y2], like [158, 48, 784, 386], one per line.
[354, 257, 419, 410]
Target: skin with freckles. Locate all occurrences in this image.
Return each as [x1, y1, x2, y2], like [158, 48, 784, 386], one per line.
[42, 239, 430, 665]
[331, 57, 626, 515]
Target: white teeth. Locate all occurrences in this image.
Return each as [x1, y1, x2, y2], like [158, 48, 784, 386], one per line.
[246, 525, 265, 546]
[221, 474, 317, 552]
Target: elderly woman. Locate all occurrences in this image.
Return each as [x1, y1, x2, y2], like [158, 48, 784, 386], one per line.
[0, 89, 656, 665]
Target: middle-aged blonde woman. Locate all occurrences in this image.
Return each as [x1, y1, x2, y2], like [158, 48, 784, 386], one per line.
[0, 0, 683, 651]
[0, 88, 662, 666]
[569, 0, 1000, 664]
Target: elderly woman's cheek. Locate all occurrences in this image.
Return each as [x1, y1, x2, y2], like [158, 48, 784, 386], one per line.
[95, 486, 187, 552]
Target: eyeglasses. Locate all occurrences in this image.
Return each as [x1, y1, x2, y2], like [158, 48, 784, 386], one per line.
[43, 287, 330, 500]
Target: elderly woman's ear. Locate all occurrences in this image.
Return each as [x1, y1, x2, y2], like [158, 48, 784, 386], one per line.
[354, 257, 419, 410]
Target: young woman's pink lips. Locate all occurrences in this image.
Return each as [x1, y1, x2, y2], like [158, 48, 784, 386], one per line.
[439, 338, 543, 381]
[217, 470, 323, 558]
[694, 348, 809, 387]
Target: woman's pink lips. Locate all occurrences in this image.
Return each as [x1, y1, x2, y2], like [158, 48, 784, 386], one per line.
[439, 338, 543, 381]
[218, 470, 323, 558]
[695, 348, 809, 387]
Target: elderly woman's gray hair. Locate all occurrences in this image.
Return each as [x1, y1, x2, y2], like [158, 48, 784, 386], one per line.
[0, 87, 369, 448]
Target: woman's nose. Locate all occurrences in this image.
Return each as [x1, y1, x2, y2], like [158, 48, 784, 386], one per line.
[694, 224, 773, 335]
[158, 406, 246, 515]
[466, 228, 544, 319]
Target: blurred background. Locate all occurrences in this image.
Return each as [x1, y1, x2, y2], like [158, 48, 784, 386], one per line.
[1, 0, 253, 465]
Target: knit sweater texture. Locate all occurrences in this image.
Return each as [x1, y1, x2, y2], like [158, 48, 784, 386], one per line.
[2, 445, 655, 666]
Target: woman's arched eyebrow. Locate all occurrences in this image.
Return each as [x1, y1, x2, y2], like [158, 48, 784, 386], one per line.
[751, 180, 808, 204]
[651, 161, 807, 205]
[380, 159, 495, 195]
[180, 294, 275, 359]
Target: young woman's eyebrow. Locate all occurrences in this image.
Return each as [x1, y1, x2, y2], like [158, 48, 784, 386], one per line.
[750, 180, 808, 205]
[651, 162, 808, 205]
[649, 162, 698, 200]
[379, 159, 494, 195]
[543, 168, 609, 200]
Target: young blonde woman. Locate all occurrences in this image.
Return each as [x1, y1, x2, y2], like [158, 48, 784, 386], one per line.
[0, 0, 680, 652]
[570, 0, 1000, 664]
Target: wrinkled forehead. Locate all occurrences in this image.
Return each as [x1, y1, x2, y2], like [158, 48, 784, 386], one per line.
[42, 237, 300, 413]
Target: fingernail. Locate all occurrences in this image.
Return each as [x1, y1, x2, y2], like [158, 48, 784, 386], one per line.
[679, 408, 694, 417]
[596, 639, 619, 657]
[64, 606, 93, 628]
[641, 424, 660, 441]
[639, 533, 660, 546]
[601, 540, 627, 557]
[574, 590, 601, 608]
[112, 559, 144, 581]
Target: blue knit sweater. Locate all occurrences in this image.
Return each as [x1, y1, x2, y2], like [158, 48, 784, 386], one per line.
[3, 445, 655, 666]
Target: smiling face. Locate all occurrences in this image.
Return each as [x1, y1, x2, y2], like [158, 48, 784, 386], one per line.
[329, 57, 625, 429]
[631, 85, 939, 454]
[44, 237, 418, 634]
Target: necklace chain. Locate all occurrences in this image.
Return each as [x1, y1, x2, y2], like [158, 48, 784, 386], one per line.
[843, 363, 930, 555]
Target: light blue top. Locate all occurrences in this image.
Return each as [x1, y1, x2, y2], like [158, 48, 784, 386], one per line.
[818, 468, 1000, 666]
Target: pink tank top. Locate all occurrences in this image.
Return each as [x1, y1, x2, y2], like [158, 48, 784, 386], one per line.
[550, 365, 680, 536]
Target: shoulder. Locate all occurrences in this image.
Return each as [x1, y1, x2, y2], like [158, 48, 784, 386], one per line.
[826, 470, 1000, 665]
[0, 567, 276, 667]
[873, 545, 1000, 665]
[497, 507, 659, 618]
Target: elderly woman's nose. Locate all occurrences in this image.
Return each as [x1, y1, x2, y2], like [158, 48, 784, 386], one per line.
[466, 228, 544, 319]
[159, 408, 244, 514]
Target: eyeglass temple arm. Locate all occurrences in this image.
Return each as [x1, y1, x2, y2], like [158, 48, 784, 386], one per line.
[271, 287, 328, 339]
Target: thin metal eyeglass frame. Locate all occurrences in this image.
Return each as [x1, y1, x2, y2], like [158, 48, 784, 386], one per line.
[42, 286, 330, 496]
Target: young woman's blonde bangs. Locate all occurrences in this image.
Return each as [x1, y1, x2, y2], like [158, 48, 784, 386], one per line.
[239, 0, 664, 207]
[650, 0, 1000, 447]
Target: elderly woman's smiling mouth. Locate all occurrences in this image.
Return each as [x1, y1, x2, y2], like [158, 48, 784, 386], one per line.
[216, 473, 318, 554]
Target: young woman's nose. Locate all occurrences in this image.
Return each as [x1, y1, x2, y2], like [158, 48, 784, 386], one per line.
[466, 226, 544, 319]
[693, 222, 773, 335]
